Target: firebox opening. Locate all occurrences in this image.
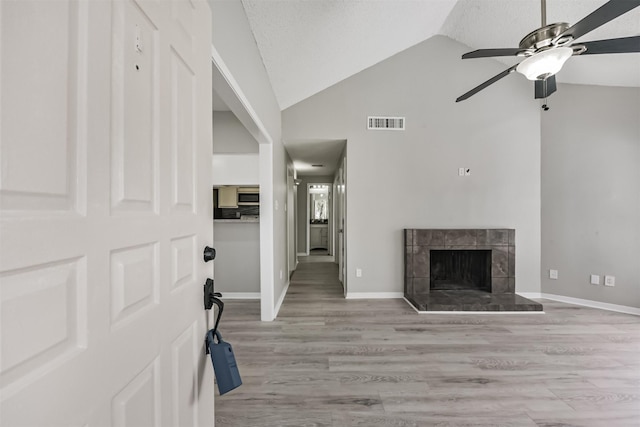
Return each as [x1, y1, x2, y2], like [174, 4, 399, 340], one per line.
[430, 250, 491, 292]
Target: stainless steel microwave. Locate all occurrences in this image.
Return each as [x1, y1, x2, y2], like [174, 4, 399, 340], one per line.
[237, 188, 259, 205]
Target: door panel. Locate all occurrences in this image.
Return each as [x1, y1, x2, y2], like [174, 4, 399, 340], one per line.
[0, 1, 213, 426]
[109, 242, 159, 328]
[170, 49, 196, 213]
[171, 321, 199, 427]
[111, 0, 159, 214]
[0, 0, 83, 213]
[0, 257, 86, 394]
[111, 358, 161, 427]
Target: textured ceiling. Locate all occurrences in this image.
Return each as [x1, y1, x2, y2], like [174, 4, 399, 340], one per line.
[242, 0, 459, 110]
[243, 0, 640, 111]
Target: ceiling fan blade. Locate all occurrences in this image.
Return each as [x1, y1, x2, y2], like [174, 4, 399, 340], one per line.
[462, 48, 522, 59]
[576, 35, 640, 55]
[555, 0, 640, 43]
[456, 65, 518, 102]
[535, 75, 557, 99]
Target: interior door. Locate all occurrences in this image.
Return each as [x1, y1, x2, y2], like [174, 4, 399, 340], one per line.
[0, 1, 214, 426]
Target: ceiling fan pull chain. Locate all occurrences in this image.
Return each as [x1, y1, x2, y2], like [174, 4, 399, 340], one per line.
[542, 96, 549, 111]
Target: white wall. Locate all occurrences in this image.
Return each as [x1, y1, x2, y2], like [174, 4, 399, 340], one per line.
[213, 110, 259, 153]
[212, 111, 259, 185]
[541, 84, 640, 308]
[283, 35, 542, 294]
[213, 223, 260, 293]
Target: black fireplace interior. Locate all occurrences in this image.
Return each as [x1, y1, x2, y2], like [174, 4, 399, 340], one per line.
[430, 250, 491, 292]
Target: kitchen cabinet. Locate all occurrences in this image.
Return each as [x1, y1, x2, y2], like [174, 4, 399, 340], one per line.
[218, 186, 238, 208]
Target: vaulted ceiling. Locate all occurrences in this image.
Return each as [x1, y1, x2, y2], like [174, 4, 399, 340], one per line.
[242, 0, 640, 110]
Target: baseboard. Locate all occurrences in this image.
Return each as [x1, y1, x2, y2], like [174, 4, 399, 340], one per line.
[345, 292, 404, 299]
[530, 293, 640, 316]
[297, 252, 308, 257]
[220, 292, 260, 299]
[516, 292, 542, 299]
[273, 281, 290, 318]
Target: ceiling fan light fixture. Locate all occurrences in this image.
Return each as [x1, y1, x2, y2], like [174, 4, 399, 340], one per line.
[516, 47, 573, 80]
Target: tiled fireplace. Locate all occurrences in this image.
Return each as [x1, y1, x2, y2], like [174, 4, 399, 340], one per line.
[404, 229, 542, 312]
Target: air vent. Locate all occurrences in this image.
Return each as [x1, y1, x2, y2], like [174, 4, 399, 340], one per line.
[367, 116, 405, 130]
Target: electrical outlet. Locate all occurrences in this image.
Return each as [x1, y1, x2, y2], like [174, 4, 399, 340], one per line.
[356, 268, 362, 278]
[590, 274, 600, 285]
[549, 269, 558, 280]
[458, 167, 465, 176]
[604, 275, 615, 287]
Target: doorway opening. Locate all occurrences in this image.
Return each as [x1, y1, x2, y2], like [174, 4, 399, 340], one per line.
[306, 183, 333, 261]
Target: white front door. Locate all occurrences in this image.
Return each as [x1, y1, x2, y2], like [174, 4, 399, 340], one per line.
[0, 1, 214, 426]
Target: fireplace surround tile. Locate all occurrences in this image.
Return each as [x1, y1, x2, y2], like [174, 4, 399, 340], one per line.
[444, 245, 478, 250]
[404, 229, 413, 246]
[405, 277, 414, 296]
[488, 229, 509, 245]
[445, 229, 477, 246]
[403, 228, 540, 311]
[413, 246, 430, 278]
[491, 247, 509, 278]
[413, 278, 430, 295]
[508, 246, 516, 277]
[414, 229, 445, 246]
[405, 251, 414, 278]
[476, 229, 489, 245]
[491, 277, 510, 293]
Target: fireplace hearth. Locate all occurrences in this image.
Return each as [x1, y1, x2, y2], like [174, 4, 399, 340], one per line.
[404, 229, 542, 312]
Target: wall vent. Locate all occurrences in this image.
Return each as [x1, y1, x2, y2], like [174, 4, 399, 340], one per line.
[367, 116, 405, 130]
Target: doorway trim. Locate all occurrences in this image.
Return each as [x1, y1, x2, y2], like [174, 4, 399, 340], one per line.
[212, 46, 276, 321]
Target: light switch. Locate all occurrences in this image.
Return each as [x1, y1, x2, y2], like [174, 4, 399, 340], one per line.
[590, 274, 600, 285]
[604, 275, 615, 287]
[549, 269, 558, 279]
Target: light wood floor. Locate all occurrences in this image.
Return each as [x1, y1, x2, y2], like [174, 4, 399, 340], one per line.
[215, 261, 640, 426]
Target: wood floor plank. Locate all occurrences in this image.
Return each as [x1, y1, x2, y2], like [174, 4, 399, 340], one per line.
[215, 259, 640, 426]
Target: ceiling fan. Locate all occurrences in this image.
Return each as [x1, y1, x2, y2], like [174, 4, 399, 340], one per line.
[456, 0, 640, 107]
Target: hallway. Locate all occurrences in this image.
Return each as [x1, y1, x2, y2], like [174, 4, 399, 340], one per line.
[215, 262, 640, 427]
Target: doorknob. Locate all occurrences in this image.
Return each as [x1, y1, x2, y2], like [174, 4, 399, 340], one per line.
[204, 278, 222, 310]
[203, 246, 216, 262]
